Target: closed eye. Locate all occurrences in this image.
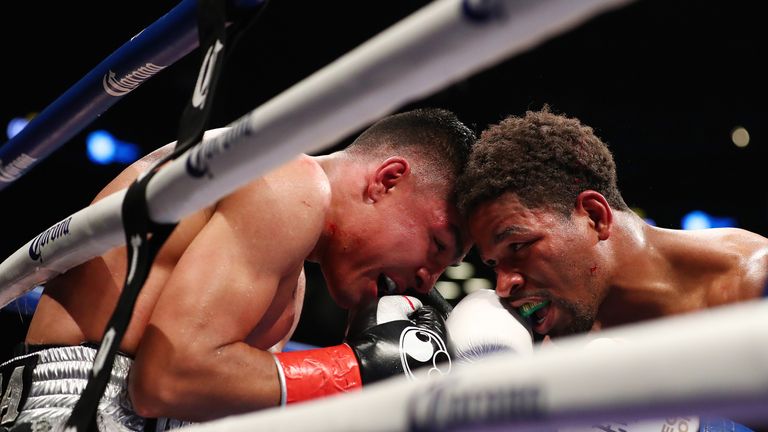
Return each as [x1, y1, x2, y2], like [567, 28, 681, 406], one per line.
[434, 236, 463, 267]
[509, 241, 531, 253]
[433, 237, 446, 252]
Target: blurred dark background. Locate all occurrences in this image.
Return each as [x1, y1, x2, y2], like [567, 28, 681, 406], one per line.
[1, 0, 766, 361]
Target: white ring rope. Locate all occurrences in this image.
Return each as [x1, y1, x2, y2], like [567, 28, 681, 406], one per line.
[0, 0, 633, 307]
[178, 299, 768, 432]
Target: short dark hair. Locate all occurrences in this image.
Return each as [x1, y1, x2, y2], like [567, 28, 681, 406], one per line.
[346, 108, 476, 190]
[457, 107, 628, 216]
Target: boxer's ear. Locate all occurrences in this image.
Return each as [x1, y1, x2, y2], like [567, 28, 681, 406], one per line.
[366, 157, 410, 203]
[576, 190, 612, 240]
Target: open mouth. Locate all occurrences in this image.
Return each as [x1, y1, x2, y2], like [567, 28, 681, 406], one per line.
[518, 300, 550, 325]
[377, 273, 398, 297]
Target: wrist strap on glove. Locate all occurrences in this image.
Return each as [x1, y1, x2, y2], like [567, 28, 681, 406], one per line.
[273, 344, 362, 405]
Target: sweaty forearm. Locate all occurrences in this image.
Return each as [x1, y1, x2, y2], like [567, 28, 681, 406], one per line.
[130, 341, 282, 422]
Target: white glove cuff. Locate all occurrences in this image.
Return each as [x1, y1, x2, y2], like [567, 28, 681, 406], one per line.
[271, 353, 287, 407]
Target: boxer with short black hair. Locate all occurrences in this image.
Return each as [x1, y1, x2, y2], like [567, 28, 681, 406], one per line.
[0, 108, 475, 430]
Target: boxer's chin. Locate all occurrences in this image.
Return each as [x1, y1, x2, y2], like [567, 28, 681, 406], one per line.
[550, 311, 595, 338]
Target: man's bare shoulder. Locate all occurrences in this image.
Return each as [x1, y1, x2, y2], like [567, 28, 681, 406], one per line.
[706, 228, 768, 297]
[258, 154, 330, 209]
[731, 229, 768, 295]
[218, 154, 331, 232]
[713, 228, 768, 254]
[210, 154, 330, 270]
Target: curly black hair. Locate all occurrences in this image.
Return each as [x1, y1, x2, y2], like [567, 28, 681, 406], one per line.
[457, 107, 627, 216]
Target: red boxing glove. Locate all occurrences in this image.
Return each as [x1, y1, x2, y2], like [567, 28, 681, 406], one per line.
[273, 343, 362, 404]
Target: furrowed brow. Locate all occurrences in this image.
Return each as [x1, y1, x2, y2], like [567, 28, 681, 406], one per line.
[493, 226, 527, 245]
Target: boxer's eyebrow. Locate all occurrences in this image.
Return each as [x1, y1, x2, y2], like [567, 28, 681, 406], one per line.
[493, 226, 528, 245]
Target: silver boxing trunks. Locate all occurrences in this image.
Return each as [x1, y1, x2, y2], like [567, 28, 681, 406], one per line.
[0, 345, 192, 432]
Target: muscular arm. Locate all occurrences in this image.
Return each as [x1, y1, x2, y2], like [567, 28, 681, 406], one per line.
[129, 155, 329, 421]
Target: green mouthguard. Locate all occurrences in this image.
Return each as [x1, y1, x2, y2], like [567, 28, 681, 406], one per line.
[519, 300, 549, 318]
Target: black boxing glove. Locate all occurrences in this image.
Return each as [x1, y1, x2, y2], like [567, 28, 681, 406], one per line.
[346, 294, 453, 383]
[273, 295, 452, 405]
[408, 287, 454, 320]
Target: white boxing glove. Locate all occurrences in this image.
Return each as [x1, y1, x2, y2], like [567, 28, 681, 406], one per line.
[446, 289, 534, 364]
